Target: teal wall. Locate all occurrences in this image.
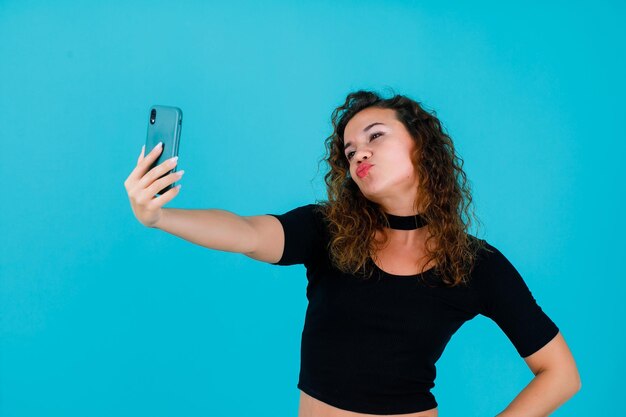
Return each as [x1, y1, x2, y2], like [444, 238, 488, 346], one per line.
[1, 0, 624, 415]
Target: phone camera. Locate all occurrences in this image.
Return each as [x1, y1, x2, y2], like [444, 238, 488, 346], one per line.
[150, 109, 156, 125]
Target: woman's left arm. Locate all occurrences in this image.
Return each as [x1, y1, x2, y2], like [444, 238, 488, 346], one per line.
[496, 331, 581, 417]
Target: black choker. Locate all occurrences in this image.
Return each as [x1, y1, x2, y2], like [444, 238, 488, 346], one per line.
[384, 212, 428, 230]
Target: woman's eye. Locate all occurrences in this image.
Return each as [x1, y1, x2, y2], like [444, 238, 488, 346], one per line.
[346, 132, 383, 160]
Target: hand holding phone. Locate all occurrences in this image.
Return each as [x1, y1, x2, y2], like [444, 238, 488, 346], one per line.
[123, 106, 184, 228]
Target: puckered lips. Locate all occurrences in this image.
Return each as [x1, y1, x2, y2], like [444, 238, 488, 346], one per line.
[356, 163, 373, 178]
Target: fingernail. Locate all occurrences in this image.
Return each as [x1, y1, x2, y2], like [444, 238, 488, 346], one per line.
[156, 142, 162, 149]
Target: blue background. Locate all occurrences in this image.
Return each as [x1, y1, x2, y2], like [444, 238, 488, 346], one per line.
[1, 0, 624, 415]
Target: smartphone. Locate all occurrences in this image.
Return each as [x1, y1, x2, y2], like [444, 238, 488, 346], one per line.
[145, 105, 183, 195]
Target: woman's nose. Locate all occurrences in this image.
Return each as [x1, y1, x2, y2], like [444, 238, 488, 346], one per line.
[353, 147, 372, 161]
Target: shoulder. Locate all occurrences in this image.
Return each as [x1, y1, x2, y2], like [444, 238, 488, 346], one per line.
[466, 237, 522, 290]
[468, 236, 509, 270]
[265, 203, 327, 241]
[307, 202, 331, 230]
[266, 202, 329, 267]
[272, 202, 324, 221]
[466, 238, 542, 312]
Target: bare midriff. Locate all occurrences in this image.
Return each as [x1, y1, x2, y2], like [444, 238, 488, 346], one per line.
[298, 391, 438, 417]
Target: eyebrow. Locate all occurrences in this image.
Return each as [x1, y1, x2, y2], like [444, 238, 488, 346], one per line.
[343, 122, 386, 151]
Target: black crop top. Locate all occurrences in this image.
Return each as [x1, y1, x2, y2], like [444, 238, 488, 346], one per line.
[266, 204, 559, 415]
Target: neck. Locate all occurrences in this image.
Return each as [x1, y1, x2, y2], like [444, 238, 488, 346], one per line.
[383, 211, 428, 230]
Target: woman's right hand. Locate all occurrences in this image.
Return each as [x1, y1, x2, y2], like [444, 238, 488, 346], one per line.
[124, 142, 185, 228]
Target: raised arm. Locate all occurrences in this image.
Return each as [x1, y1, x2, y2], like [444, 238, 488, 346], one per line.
[240, 215, 285, 263]
[124, 142, 285, 262]
[154, 210, 285, 262]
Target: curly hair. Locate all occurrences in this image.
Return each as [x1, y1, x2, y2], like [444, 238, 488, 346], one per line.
[314, 88, 489, 287]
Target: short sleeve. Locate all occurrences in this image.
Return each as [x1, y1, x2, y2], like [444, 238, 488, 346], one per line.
[265, 204, 324, 267]
[473, 243, 559, 358]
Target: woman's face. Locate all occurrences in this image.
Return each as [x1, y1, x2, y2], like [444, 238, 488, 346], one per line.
[342, 107, 420, 208]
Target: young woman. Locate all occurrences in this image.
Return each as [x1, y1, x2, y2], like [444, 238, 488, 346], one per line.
[124, 90, 581, 416]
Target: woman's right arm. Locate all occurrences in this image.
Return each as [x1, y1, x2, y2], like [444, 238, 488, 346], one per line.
[153, 208, 283, 258]
[124, 143, 284, 261]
